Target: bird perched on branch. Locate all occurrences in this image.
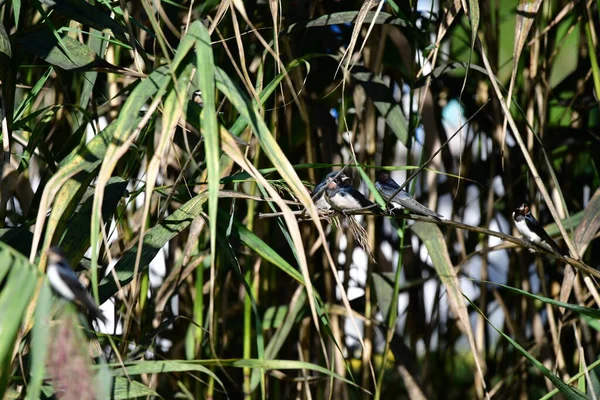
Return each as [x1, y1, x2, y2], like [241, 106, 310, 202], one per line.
[325, 180, 384, 215]
[47, 247, 107, 323]
[512, 203, 566, 256]
[375, 171, 443, 220]
[311, 171, 351, 210]
[192, 89, 203, 106]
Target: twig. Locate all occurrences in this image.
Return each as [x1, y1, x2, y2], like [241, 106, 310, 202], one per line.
[384, 100, 490, 209]
[260, 208, 600, 280]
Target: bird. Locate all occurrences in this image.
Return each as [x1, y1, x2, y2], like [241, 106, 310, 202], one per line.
[311, 171, 351, 210]
[192, 89, 203, 106]
[375, 171, 443, 220]
[512, 203, 566, 256]
[325, 181, 384, 215]
[46, 247, 107, 323]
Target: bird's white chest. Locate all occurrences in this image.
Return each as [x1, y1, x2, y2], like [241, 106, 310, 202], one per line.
[515, 218, 542, 243]
[330, 192, 362, 210]
[314, 196, 330, 210]
[47, 265, 76, 300]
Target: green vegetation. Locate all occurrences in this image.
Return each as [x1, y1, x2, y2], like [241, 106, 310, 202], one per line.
[1, 1, 600, 398]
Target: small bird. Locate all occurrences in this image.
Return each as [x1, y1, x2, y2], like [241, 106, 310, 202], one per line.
[47, 247, 107, 323]
[325, 181, 384, 215]
[375, 171, 443, 220]
[192, 89, 203, 106]
[311, 171, 351, 210]
[512, 203, 566, 256]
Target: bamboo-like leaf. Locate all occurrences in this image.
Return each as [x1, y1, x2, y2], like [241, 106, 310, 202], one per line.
[29, 124, 115, 268]
[572, 188, 600, 256]
[372, 273, 395, 321]
[250, 287, 307, 391]
[192, 22, 220, 359]
[50, 0, 129, 42]
[135, 57, 191, 324]
[466, 0, 480, 50]
[484, 280, 600, 319]
[110, 378, 159, 399]
[90, 65, 170, 302]
[97, 190, 256, 302]
[215, 71, 330, 354]
[0, 22, 13, 151]
[286, 11, 409, 33]
[98, 190, 208, 302]
[586, 16, 600, 118]
[108, 359, 363, 391]
[0, 243, 38, 395]
[17, 31, 106, 71]
[500, 0, 542, 160]
[470, 299, 587, 399]
[59, 177, 128, 264]
[229, 57, 311, 136]
[411, 222, 487, 393]
[351, 66, 408, 144]
[231, 217, 305, 285]
[0, 22, 10, 59]
[26, 282, 52, 400]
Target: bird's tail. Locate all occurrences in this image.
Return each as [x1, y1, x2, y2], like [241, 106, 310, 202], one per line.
[80, 294, 107, 323]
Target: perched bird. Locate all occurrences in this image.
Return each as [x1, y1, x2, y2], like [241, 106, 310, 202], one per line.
[325, 181, 384, 215]
[311, 171, 351, 210]
[375, 171, 443, 220]
[192, 89, 203, 106]
[512, 203, 566, 256]
[47, 247, 107, 323]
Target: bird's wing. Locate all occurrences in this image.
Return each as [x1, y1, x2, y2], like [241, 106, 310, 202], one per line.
[392, 192, 442, 219]
[524, 214, 565, 255]
[57, 268, 106, 322]
[56, 266, 87, 292]
[352, 189, 384, 214]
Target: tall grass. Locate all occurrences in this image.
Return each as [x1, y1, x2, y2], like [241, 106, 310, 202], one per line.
[1, 1, 599, 398]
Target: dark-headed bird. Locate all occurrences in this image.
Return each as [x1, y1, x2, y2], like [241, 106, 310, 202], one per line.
[312, 171, 352, 210]
[325, 181, 384, 215]
[375, 171, 443, 220]
[47, 247, 107, 323]
[192, 89, 203, 106]
[512, 203, 566, 256]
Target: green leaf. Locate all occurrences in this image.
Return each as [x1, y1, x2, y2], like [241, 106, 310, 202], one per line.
[26, 282, 53, 400]
[351, 66, 409, 144]
[192, 21, 220, 358]
[251, 288, 307, 391]
[51, 0, 129, 42]
[486, 281, 600, 319]
[232, 217, 305, 285]
[0, 243, 38, 395]
[573, 186, 600, 256]
[110, 377, 160, 399]
[0, 22, 11, 59]
[371, 273, 395, 321]
[286, 11, 409, 33]
[17, 31, 97, 70]
[98, 191, 209, 302]
[470, 299, 587, 399]
[59, 177, 128, 264]
[411, 221, 486, 395]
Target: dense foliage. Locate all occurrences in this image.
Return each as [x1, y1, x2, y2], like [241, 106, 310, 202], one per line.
[1, 0, 600, 399]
